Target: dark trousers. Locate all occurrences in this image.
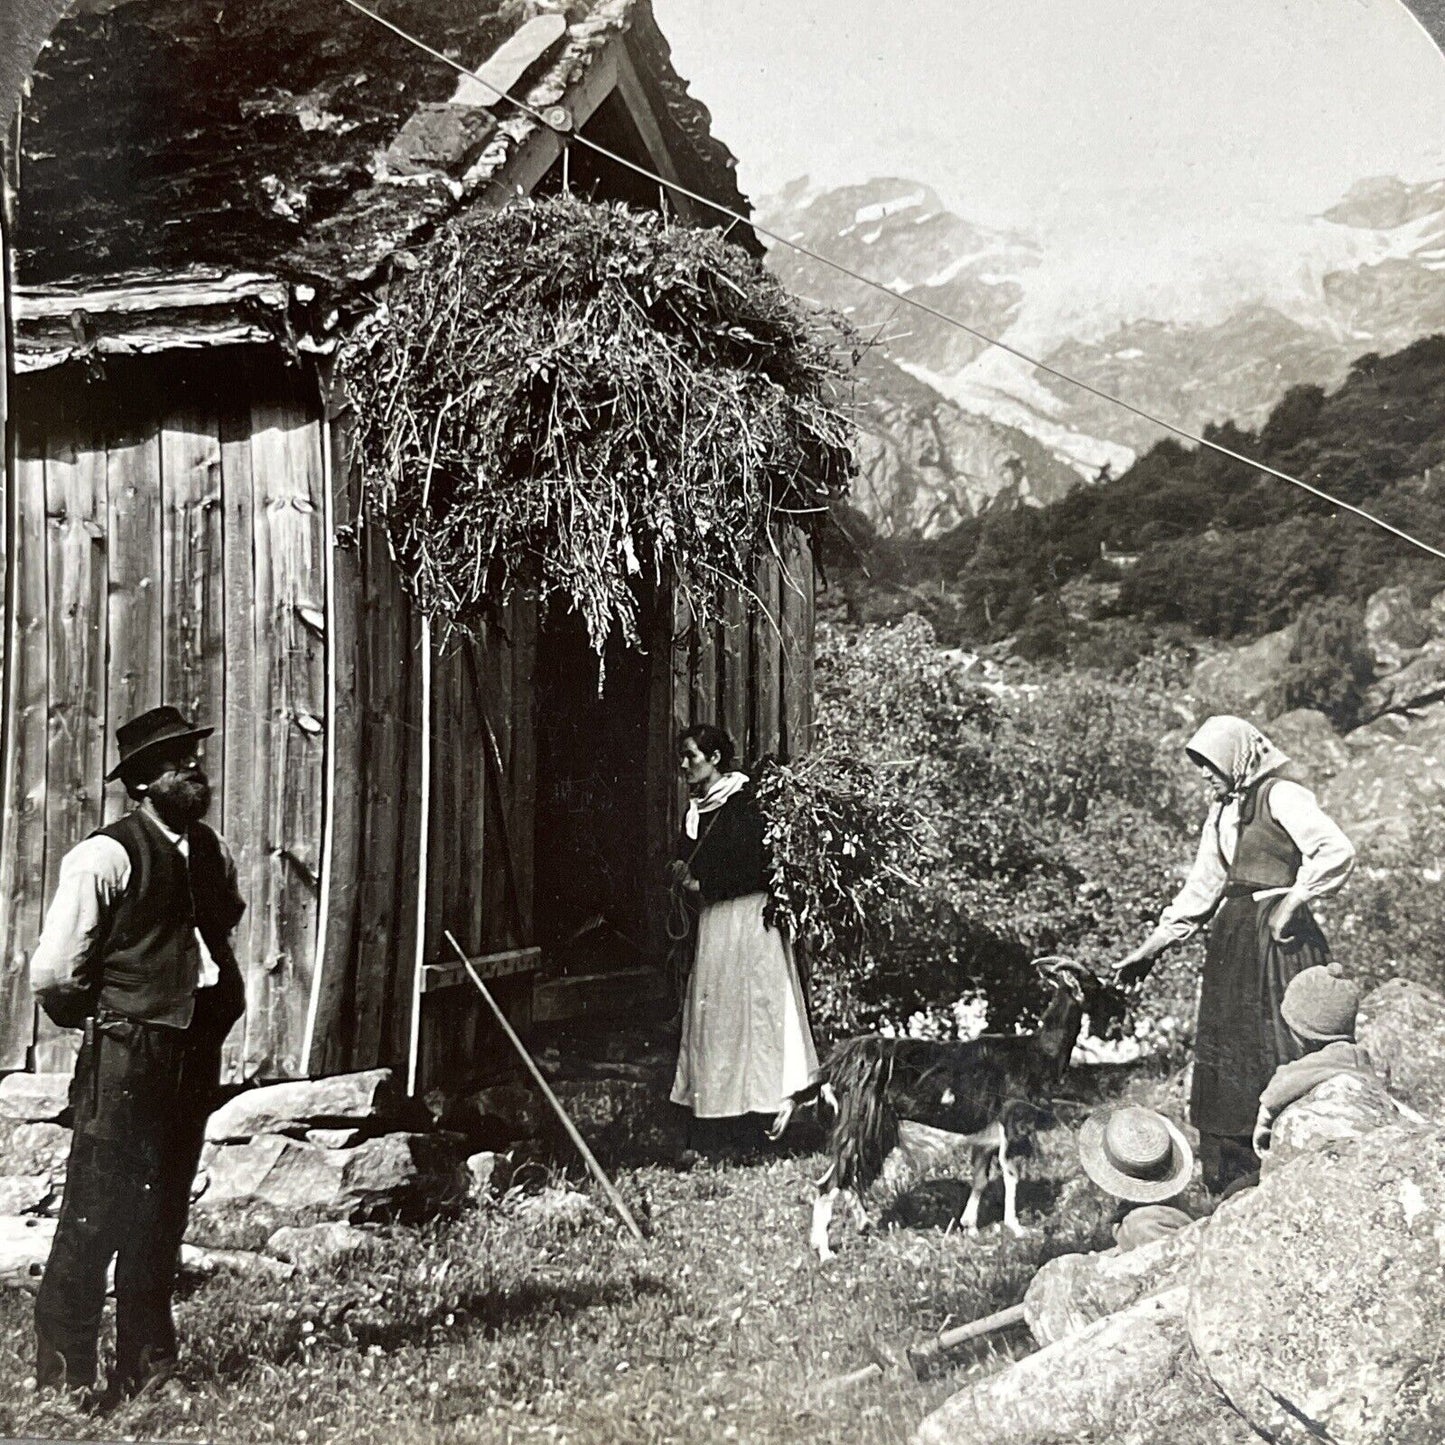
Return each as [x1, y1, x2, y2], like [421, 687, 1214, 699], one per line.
[1197, 1131, 1259, 1197]
[35, 1013, 221, 1392]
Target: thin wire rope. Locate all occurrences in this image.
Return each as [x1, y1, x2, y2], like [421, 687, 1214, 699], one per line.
[334, 0, 1445, 563]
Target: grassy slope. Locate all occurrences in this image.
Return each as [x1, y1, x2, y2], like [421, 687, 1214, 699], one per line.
[0, 1068, 1196, 1445]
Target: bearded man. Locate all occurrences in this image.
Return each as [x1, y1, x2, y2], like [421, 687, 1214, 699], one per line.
[29, 706, 246, 1408]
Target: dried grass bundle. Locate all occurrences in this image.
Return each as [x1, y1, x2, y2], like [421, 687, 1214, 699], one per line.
[342, 194, 858, 653]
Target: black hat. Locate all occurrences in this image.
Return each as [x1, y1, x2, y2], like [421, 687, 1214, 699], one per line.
[105, 706, 214, 783]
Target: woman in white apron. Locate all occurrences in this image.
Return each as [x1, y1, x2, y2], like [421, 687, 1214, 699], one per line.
[669, 724, 818, 1149]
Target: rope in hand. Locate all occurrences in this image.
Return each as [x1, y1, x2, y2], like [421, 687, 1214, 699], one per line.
[665, 831, 708, 1007]
[332, 0, 1445, 565]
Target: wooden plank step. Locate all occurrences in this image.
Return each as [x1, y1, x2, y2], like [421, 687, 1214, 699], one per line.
[532, 967, 667, 1027]
[421, 945, 541, 995]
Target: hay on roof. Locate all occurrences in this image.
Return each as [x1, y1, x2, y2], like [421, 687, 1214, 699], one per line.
[341, 194, 858, 655]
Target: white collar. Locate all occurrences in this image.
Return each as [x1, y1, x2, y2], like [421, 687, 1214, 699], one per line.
[684, 771, 749, 840]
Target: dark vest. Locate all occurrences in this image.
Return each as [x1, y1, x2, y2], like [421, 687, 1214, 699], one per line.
[1226, 777, 1302, 891]
[91, 811, 245, 1033]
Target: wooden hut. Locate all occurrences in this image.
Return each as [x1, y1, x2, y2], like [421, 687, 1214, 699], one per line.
[0, 0, 817, 1090]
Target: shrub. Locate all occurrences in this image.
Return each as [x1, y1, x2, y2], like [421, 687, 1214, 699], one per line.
[1267, 596, 1375, 728]
[753, 751, 933, 999]
[798, 615, 1203, 1042]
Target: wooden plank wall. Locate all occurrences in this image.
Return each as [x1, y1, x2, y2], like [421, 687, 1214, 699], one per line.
[308, 401, 541, 1092]
[0, 410, 51, 1069]
[639, 530, 816, 977]
[242, 374, 327, 1078]
[0, 349, 818, 1081]
[411, 600, 539, 1091]
[0, 355, 327, 1076]
[647, 531, 815, 784]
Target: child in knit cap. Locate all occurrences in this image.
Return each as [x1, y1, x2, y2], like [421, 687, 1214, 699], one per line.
[1252, 960, 1378, 1156]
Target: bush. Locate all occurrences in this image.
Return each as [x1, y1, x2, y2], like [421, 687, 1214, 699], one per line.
[754, 751, 933, 1002]
[1267, 597, 1375, 728]
[800, 615, 1204, 1044]
[1330, 813, 1445, 998]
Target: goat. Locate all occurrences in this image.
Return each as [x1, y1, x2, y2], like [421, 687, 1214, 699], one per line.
[774, 957, 1120, 1261]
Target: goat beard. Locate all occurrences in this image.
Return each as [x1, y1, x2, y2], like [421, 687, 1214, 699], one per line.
[148, 771, 212, 828]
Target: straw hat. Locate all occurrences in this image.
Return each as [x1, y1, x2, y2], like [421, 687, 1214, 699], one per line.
[1079, 1106, 1194, 1204]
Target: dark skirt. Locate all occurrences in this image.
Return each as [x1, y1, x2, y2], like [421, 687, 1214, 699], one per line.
[1189, 892, 1328, 1137]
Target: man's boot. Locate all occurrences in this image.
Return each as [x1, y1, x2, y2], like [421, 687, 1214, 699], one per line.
[35, 1326, 99, 1410]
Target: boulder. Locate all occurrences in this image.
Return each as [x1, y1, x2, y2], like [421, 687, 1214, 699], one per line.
[1429, 590, 1445, 636]
[1364, 585, 1432, 674]
[196, 1132, 468, 1221]
[205, 1070, 416, 1143]
[1023, 1218, 1206, 1346]
[0, 1218, 290, 1294]
[1341, 711, 1412, 751]
[305, 1128, 364, 1149]
[1190, 626, 1294, 721]
[1321, 704, 1445, 850]
[1188, 1124, 1445, 1444]
[1358, 978, 1445, 1119]
[548, 1079, 683, 1166]
[0, 1073, 72, 1124]
[178, 1244, 295, 1283]
[264, 1221, 374, 1271]
[0, 1121, 71, 1179]
[0, 1176, 55, 1215]
[1260, 1071, 1407, 1175]
[1362, 636, 1445, 717]
[0, 1215, 55, 1289]
[914, 1287, 1220, 1445]
[1266, 708, 1352, 784]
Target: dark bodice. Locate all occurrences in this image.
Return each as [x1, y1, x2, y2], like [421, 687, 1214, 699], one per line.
[683, 788, 772, 905]
[1227, 777, 1303, 890]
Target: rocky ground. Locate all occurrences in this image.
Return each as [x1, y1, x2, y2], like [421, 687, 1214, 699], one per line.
[1179, 581, 1445, 856]
[1, 978, 1440, 1442]
[0, 1049, 1191, 1445]
[914, 977, 1445, 1445]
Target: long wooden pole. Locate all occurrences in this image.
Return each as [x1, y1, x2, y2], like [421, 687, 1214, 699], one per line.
[812, 1301, 1028, 1397]
[443, 929, 644, 1242]
[906, 1302, 1027, 1377]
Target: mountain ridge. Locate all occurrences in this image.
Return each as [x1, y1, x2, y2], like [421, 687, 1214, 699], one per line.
[762, 174, 1445, 534]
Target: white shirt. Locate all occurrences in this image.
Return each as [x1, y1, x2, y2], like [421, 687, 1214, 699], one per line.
[30, 813, 228, 1001]
[1157, 778, 1355, 942]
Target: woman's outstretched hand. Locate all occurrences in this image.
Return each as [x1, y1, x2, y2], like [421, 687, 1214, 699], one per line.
[1112, 951, 1155, 990]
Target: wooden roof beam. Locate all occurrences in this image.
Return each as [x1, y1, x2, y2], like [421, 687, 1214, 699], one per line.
[611, 41, 703, 225]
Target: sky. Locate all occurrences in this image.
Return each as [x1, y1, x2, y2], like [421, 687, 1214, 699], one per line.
[653, 0, 1445, 250]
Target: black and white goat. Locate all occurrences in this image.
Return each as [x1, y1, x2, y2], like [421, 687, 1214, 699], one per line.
[773, 957, 1119, 1260]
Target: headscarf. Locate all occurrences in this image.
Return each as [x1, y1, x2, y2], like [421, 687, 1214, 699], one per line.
[684, 770, 749, 840]
[1184, 715, 1290, 798]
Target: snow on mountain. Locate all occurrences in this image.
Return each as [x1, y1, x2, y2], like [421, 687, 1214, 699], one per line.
[759, 174, 1445, 533]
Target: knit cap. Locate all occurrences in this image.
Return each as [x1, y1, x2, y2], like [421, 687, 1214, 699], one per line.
[1281, 961, 1361, 1043]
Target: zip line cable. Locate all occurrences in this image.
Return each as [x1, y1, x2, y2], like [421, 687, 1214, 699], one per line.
[334, 0, 1445, 564]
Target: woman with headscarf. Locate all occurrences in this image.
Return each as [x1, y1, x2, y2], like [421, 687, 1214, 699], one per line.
[1113, 715, 1355, 1194]
[668, 723, 818, 1151]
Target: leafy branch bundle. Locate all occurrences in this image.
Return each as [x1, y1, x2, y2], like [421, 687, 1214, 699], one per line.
[342, 194, 858, 654]
[753, 752, 932, 971]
